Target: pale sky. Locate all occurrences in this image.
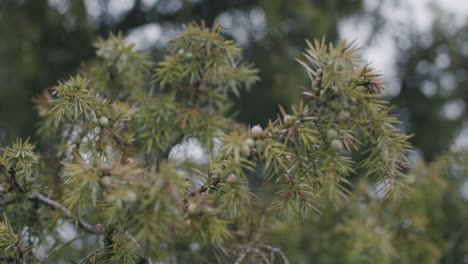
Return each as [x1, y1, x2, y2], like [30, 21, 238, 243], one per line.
[340, 0, 468, 96]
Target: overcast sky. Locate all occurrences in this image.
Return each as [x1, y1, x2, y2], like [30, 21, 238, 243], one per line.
[340, 0, 468, 95]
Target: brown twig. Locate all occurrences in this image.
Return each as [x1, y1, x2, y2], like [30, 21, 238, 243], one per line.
[0, 165, 26, 194]
[28, 192, 104, 234]
[234, 244, 270, 264]
[234, 242, 289, 264]
[0, 256, 22, 263]
[0, 196, 17, 207]
[78, 248, 104, 264]
[254, 242, 290, 264]
[183, 177, 221, 200]
[8, 168, 26, 193]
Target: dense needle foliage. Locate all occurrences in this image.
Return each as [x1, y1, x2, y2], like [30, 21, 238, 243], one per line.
[2, 23, 463, 264]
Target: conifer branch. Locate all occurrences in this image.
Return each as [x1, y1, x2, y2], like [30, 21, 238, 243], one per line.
[234, 242, 289, 264]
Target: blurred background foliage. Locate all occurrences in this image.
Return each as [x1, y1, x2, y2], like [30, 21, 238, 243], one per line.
[2, 0, 468, 262]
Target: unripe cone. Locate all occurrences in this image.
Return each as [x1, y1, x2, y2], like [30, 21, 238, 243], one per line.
[327, 129, 338, 139]
[226, 174, 238, 184]
[283, 115, 294, 126]
[124, 191, 137, 203]
[330, 139, 343, 152]
[188, 203, 198, 215]
[240, 144, 251, 157]
[244, 138, 255, 147]
[251, 125, 263, 138]
[339, 111, 350, 120]
[99, 116, 109, 126]
[101, 176, 112, 186]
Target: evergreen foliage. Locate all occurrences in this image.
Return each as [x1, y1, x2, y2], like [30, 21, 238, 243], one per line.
[3, 23, 458, 264]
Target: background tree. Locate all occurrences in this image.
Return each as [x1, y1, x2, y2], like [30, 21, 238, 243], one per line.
[391, 14, 468, 160]
[0, 0, 94, 144]
[269, 147, 468, 264]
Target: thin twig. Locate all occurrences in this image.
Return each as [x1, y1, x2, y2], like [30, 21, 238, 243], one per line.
[183, 177, 221, 200]
[0, 256, 22, 263]
[234, 244, 270, 264]
[43, 233, 88, 262]
[28, 192, 104, 234]
[254, 242, 290, 264]
[0, 166, 26, 193]
[6, 191, 153, 263]
[234, 252, 248, 264]
[78, 248, 104, 264]
[249, 247, 270, 263]
[0, 197, 17, 207]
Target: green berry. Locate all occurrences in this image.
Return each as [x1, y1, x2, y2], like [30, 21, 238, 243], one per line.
[330, 139, 343, 152]
[339, 111, 350, 120]
[124, 191, 137, 203]
[188, 203, 198, 215]
[244, 138, 255, 147]
[327, 129, 338, 139]
[101, 176, 112, 186]
[99, 116, 109, 126]
[283, 115, 294, 125]
[251, 125, 263, 138]
[226, 174, 238, 184]
[240, 144, 251, 157]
